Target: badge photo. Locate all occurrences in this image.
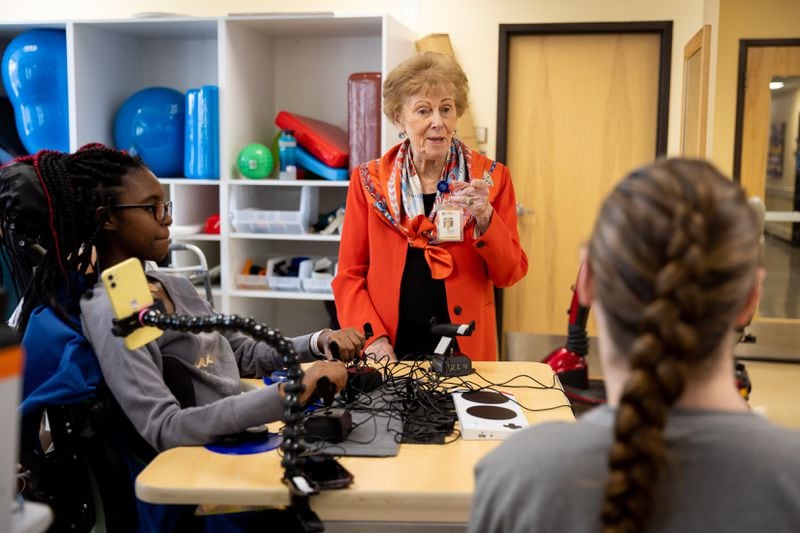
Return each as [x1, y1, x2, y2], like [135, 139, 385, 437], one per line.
[436, 209, 463, 242]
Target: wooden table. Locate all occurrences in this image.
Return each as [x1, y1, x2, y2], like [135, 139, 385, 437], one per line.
[135, 361, 573, 522]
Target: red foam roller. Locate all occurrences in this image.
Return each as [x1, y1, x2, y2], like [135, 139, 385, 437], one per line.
[275, 111, 349, 169]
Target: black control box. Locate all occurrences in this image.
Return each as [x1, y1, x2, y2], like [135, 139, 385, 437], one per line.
[345, 366, 383, 403]
[431, 354, 472, 377]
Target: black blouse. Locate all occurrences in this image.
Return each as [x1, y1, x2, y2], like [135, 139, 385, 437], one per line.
[394, 193, 451, 359]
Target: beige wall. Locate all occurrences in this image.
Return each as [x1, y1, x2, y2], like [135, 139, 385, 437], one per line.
[710, 0, 800, 177]
[0, 0, 704, 160]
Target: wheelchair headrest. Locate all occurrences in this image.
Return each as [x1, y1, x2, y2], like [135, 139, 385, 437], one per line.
[0, 161, 49, 251]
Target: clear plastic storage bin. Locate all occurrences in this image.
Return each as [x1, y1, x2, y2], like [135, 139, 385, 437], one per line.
[301, 259, 336, 293]
[235, 274, 268, 290]
[229, 186, 319, 234]
[265, 257, 303, 291]
[263, 256, 335, 293]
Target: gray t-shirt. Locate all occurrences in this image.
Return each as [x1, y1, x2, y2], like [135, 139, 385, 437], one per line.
[470, 405, 800, 533]
[80, 270, 317, 451]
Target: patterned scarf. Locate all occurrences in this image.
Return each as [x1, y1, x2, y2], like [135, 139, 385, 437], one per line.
[359, 138, 473, 279]
[389, 137, 471, 225]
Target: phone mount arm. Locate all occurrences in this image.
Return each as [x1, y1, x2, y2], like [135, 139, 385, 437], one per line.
[110, 300, 166, 338]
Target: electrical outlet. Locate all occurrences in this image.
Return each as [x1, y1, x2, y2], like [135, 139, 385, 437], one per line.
[475, 127, 488, 144]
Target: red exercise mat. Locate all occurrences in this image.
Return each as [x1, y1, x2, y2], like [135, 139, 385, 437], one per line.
[275, 111, 348, 168]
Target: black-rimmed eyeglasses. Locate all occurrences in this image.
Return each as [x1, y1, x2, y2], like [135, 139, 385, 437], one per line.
[112, 200, 173, 222]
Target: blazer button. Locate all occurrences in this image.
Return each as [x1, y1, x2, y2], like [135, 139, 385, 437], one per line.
[454, 306, 462, 315]
[476, 241, 486, 249]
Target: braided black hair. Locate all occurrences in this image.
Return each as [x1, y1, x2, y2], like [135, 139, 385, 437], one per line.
[0, 143, 146, 332]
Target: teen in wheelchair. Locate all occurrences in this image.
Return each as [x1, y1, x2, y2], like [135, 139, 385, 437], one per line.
[1, 145, 364, 531]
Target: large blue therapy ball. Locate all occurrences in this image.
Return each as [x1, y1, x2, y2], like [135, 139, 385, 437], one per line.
[1, 29, 70, 153]
[114, 87, 185, 176]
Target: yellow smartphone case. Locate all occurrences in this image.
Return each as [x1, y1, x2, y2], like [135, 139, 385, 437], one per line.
[101, 258, 163, 350]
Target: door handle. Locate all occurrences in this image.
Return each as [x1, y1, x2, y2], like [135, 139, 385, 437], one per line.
[516, 203, 535, 217]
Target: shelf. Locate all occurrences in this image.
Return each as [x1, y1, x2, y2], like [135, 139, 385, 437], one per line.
[228, 179, 350, 188]
[160, 178, 221, 185]
[230, 289, 334, 301]
[171, 234, 221, 242]
[0, 23, 65, 40]
[230, 233, 341, 241]
[225, 15, 381, 39]
[79, 18, 218, 40]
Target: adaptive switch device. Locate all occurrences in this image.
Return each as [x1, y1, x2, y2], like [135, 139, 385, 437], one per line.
[429, 318, 475, 377]
[452, 390, 528, 440]
[305, 409, 353, 443]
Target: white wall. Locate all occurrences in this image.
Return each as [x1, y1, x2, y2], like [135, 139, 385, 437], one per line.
[0, 0, 705, 159]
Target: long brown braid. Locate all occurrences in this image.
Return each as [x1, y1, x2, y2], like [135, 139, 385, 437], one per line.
[0, 143, 146, 332]
[588, 159, 761, 532]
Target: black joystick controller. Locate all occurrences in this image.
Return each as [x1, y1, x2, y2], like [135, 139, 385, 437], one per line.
[344, 322, 382, 403]
[329, 341, 341, 360]
[308, 376, 337, 407]
[305, 376, 353, 443]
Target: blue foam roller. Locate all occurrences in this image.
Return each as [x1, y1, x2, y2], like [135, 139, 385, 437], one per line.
[1, 29, 69, 153]
[296, 145, 349, 181]
[184, 85, 219, 179]
[184, 89, 199, 175]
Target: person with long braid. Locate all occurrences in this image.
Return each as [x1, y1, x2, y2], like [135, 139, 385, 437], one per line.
[469, 159, 800, 533]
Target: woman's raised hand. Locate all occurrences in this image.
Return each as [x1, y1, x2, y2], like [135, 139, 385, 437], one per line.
[448, 180, 493, 233]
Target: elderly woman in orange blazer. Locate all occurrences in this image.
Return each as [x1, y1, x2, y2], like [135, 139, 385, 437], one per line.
[333, 52, 527, 361]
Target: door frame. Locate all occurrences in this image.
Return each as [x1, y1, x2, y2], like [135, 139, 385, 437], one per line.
[496, 21, 673, 164]
[494, 21, 673, 347]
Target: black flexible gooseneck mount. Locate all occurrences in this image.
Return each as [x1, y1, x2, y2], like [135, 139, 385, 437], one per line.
[114, 303, 323, 532]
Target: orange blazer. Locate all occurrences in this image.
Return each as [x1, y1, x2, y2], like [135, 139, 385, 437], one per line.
[332, 144, 528, 361]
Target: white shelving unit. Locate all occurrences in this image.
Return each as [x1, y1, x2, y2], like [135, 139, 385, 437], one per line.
[1, 14, 415, 335]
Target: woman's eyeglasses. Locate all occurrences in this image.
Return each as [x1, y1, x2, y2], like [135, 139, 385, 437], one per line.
[112, 200, 173, 222]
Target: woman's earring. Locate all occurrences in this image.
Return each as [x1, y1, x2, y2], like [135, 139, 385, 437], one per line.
[452, 129, 458, 136]
[399, 131, 407, 140]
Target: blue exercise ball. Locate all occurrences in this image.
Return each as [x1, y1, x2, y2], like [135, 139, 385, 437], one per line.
[114, 87, 185, 176]
[1, 29, 70, 154]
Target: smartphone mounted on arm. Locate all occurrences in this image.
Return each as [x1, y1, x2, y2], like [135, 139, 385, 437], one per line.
[101, 257, 163, 349]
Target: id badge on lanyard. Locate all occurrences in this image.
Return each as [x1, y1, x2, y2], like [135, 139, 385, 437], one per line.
[436, 209, 463, 242]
